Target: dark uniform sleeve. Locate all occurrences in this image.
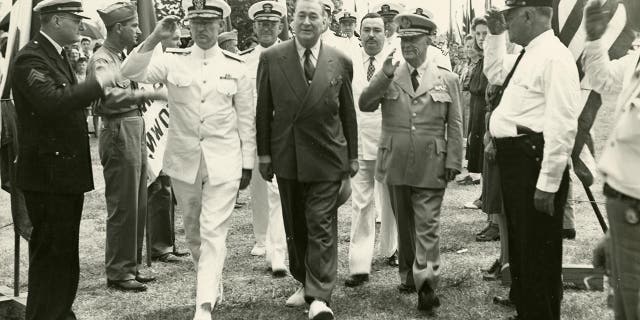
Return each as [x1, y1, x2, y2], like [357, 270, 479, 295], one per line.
[338, 57, 358, 160]
[12, 53, 103, 118]
[256, 52, 273, 158]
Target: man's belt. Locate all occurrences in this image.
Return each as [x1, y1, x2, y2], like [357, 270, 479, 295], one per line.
[100, 109, 142, 120]
[604, 183, 640, 204]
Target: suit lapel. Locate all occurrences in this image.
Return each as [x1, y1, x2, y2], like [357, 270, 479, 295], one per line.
[38, 34, 74, 83]
[278, 40, 307, 103]
[303, 43, 333, 107]
[393, 63, 415, 97]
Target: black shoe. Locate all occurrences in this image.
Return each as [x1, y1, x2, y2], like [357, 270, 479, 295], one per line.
[476, 224, 500, 242]
[562, 228, 576, 240]
[493, 296, 514, 308]
[397, 283, 416, 293]
[475, 222, 492, 236]
[152, 252, 182, 263]
[107, 279, 147, 292]
[417, 285, 441, 313]
[387, 252, 399, 267]
[135, 273, 156, 283]
[345, 274, 369, 287]
[272, 268, 288, 278]
[172, 249, 190, 257]
[482, 259, 501, 273]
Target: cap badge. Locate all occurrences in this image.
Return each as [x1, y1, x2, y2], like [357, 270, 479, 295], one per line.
[415, 8, 424, 15]
[193, 0, 205, 10]
[400, 17, 412, 29]
[381, 4, 390, 13]
[263, 3, 273, 12]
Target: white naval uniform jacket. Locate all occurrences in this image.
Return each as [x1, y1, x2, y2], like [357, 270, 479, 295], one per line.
[121, 44, 256, 185]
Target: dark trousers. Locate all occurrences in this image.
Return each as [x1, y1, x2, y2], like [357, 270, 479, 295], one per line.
[24, 191, 84, 320]
[495, 134, 569, 320]
[148, 172, 173, 257]
[277, 177, 341, 304]
[99, 116, 147, 281]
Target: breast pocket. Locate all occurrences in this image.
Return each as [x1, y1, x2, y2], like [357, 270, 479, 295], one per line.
[167, 72, 193, 104]
[216, 79, 238, 97]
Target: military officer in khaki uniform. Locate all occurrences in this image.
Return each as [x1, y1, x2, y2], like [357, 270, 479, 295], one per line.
[88, 1, 163, 292]
[121, 1, 255, 319]
[359, 6, 463, 314]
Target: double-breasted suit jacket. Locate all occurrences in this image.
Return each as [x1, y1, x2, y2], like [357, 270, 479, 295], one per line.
[256, 40, 358, 182]
[359, 60, 463, 189]
[12, 33, 103, 194]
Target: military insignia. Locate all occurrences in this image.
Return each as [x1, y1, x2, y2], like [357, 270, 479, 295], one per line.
[343, 12, 350, 18]
[27, 69, 47, 86]
[381, 4, 390, 13]
[415, 8, 424, 15]
[193, 0, 205, 10]
[263, 3, 273, 12]
[220, 74, 236, 80]
[434, 84, 448, 92]
[626, 207, 639, 224]
[401, 17, 412, 29]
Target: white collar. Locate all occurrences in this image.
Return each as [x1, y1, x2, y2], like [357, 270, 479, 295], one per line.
[191, 43, 220, 59]
[525, 29, 554, 51]
[295, 38, 321, 60]
[407, 58, 428, 77]
[362, 47, 387, 63]
[40, 31, 63, 56]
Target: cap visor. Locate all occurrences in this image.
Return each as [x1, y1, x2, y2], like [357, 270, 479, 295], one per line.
[71, 12, 91, 19]
[496, 4, 516, 12]
[397, 31, 427, 37]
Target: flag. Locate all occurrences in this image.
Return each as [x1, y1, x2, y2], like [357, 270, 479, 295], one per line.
[552, 0, 635, 186]
[1, 0, 35, 240]
[138, 0, 158, 39]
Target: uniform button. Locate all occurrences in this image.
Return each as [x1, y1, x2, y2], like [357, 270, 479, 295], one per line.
[54, 151, 60, 156]
[201, 99, 205, 103]
[412, 112, 417, 117]
[200, 137, 204, 141]
[532, 145, 536, 150]
[610, 141, 615, 147]
[200, 119, 205, 123]
[203, 62, 208, 66]
[411, 126, 416, 130]
[413, 100, 418, 104]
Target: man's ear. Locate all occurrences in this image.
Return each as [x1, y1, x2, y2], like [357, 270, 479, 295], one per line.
[218, 20, 226, 29]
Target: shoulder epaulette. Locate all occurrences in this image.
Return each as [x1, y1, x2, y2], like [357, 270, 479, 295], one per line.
[166, 47, 191, 55]
[239, 47, 256, 56]
[222, 50, 245, 62]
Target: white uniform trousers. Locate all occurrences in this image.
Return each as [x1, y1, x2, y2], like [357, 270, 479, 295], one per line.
[348, 159, 398, 275]
[250, 165, 287, 270]
[171, 156, 239, 307]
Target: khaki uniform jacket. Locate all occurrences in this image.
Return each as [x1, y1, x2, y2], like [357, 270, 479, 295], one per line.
[359, 60, 463, 189]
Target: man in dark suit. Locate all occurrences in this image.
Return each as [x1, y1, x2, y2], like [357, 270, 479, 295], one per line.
[256, 0, 358, 318]
[10, 0, 113, 319]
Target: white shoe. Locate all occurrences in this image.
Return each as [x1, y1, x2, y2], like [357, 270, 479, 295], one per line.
[285, 287, 306, 307]
[193, 304, 212, 320]
[251, 244, 266, 256]
[308, 300, 334, 320]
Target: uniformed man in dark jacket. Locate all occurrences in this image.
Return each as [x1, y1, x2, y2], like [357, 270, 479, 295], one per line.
[10, 0, 115, 319]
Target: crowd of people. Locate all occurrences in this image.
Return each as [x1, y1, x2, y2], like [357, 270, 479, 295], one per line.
[4, 0, 640, 319]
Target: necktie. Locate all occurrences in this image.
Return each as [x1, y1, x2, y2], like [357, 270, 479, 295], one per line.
[411, 69, 419, 91]
[304, 49, 315, 83]
[367, 56, 376, 81]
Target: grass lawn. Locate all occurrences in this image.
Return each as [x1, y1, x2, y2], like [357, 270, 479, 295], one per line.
[0, 102, 615, 319]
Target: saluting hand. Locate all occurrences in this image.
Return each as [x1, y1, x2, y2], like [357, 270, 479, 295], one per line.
[149, 15, 181, 43]
[382, 49, 400, 78]
[485, 8, 507, 35]
[584, 1, 609, 41]
[534, 189, 556, 216]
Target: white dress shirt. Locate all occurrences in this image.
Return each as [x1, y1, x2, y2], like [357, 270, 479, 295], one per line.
[295, 38, 320, 68]
[584, 39, 640, 199]
[484, 30, 582, 193]
[353, 47, 389, 160]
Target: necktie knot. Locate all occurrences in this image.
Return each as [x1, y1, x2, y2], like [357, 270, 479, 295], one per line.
[366, 56, 376, 81]
[304, 49, 312, 58]
[303, 49, 315, 84]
